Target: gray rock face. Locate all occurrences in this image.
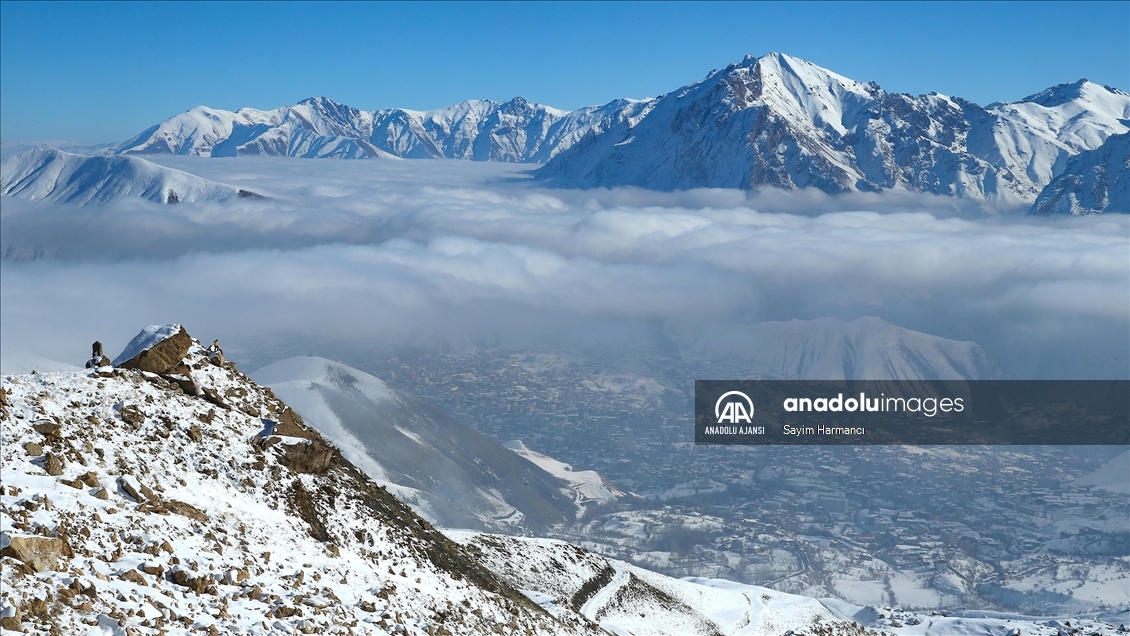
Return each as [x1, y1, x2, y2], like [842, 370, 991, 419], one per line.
[1028, 132, 1130, 215]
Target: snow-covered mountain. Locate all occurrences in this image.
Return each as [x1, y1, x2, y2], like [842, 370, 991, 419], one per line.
[0, 147, 261, 205]
[502, 441, 636, 511]
[1073, 450, 1130, 494]
[678, 316, 999, 381]
[114, 96, 652, 163]
[537, 54, 1130, 208]
[1028, 131, 1130, 215]
[251, 356, 586, 531]
[108, 54, 1128, 208]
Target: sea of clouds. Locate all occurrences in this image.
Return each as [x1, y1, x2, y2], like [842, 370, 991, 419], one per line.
[1, 156, 1127, 378]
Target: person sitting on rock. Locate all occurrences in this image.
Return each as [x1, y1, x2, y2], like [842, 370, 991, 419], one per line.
[85, 341, 112, 368]
[207, 339, 225, 367]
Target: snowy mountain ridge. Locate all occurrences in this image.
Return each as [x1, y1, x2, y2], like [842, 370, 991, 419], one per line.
[113, 95, 653, 164]
[536, 54, 1130, 209]
[0, 148, 261, 206]
[105, 52, 1129, 209]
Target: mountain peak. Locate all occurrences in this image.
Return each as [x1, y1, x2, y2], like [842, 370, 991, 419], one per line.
[297, 95, 346, 108]
[1018, 79, 1094, 107]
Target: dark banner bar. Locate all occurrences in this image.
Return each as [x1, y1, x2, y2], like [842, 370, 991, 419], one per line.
[694, 380, 1129, 445]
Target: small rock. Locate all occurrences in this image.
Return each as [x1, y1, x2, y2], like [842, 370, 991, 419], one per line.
[43, 452, 64, 476]
[23, 442, 42, 456]
[141, 562, 164, 576]
[119, 568, 148, 586]
[32, 420, 61, 437]
[92, 487, 110, 500]
[79, 471, 101, 488]
[119, 475, 155, 503]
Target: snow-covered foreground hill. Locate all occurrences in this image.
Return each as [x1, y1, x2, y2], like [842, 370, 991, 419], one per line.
[0, 148, 262, 206]
[0, 328, 594, 635]
[1, 325, 1125, 634]
[251, 356, 583, 531]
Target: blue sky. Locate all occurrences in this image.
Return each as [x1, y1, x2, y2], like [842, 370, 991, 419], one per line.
[1, 1, 1127, 143]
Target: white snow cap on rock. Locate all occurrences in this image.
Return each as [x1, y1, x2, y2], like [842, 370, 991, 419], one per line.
[112, 324, 183, 366]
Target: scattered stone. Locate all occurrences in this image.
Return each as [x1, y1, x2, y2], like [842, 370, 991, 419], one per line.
[93, 487, 110, 500]
[201, 387, 230, 410]
[162, 363, 199, 395]
[163, 500, 208, 522]
[187, 425, 203, 443]
[79, 471, 101, 488]
[23, 442, 42, 456]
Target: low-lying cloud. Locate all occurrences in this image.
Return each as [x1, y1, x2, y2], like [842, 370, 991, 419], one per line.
[2, 156, 1127, 378]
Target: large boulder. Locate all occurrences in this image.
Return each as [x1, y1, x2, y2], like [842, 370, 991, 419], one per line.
[112, 324, 192, 374]
[0, 534, 73, 573]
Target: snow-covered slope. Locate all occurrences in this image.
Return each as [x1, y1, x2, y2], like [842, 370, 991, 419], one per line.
[0, 327, 594, 635]
[681, 316, 998, 381]
[501, 441, 636, 512]
[115, 96, 652, 163]
[1028, 131, 1130, 215]
[449, 532, 1124, 636]
[0, 148, 258, 205]
[252, 356, 579, 531]
[537, 54, 1129, 207]
[1073, 450, 1130, 494]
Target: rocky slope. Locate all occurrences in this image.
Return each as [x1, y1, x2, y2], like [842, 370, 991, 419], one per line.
[1028, 131, 1130, 215]
[0, 148, 262, 206]
[251, 356, 588, 532]
[447, 532, 1125, 636]
[0, 325, 596, 635]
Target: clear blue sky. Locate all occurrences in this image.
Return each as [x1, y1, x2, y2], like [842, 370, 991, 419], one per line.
[2, 1, 1127, 143]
